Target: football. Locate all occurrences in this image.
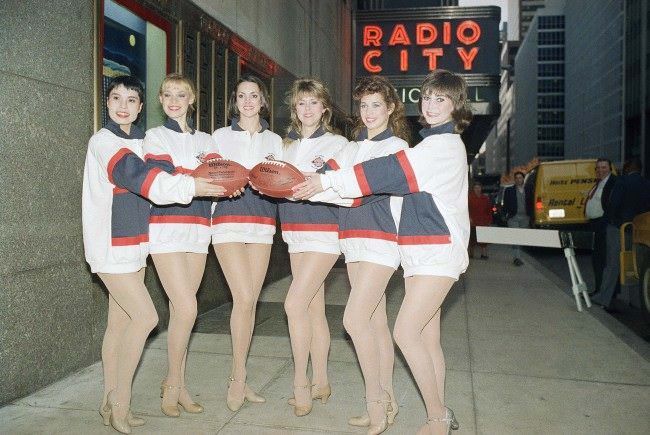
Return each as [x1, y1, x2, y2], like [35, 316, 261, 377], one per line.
[191, 158, 249, 197]
[249, 160, 306, 198]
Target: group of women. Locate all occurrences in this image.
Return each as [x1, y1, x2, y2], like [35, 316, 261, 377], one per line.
[82, 68, 472, 435]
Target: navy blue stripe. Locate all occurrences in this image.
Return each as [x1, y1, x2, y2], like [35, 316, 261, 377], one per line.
[212, 186, 277, 219]
[105, 121, 145, 139]
[360, 154, 411, 196]
[420, 122, 454, 138]
[150, 199, 212, 218]
[112, 153, 155, 196]
[398, 193, 449, 237]
[278, 200, 338, 225]
[339, 198, 396, 233]
[111, 193, 150, 238]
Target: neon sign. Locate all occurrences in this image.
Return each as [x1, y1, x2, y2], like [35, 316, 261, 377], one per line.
[356, 17, 499, 76]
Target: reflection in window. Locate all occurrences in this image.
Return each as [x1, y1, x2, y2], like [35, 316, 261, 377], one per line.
[102, 0, 169, 129]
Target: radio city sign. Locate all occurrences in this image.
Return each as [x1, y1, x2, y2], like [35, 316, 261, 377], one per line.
[355, 9, 500, 77]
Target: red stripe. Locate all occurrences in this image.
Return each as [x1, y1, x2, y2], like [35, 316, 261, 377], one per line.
[144, 153, 173, 163]
[203, 153, 222, 161]
[141, 167, 163, 198]
[396, 150, 419, 193]
[398, 235, 451, 245]
[149, 215, 211, 226]
[107, 148, 133, 184]
[326, 159, 340, 170]
[351, 198, 363, 207]
[113, 186, 128, 194]
[212, 215, 276, 226]
[111, 233, 148, 246]
[354, 165, 372, 196]
[339, 229, 397, 242]
[281, 223, 338, 232]
[174, 166, 194, 175]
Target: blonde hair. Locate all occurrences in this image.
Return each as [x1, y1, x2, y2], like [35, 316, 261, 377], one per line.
[419, 69, 472, 133]
[283, 78, 339, 144]
[159, 73, 196, 113]
[351, 76, 410, 144]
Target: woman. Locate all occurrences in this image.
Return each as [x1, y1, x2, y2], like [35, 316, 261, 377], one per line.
[294, 69, 471, 435]
[278, 78, 347, 416]
[84, 76, 223, 433]
[468, 181, 493, 259]
[144, 73, 220, 418]
[211, 75, 283, 411]
[301, 76, 410, 434]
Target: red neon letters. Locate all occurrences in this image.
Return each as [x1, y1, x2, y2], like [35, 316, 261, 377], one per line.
[361, 20, 482, 73]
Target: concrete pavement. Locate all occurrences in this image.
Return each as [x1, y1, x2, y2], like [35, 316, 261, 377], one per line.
[2, 245, 649, 434]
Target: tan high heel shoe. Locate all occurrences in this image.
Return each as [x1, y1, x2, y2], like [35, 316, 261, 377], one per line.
[291, 384, 313, 417]
[288, 382, 331, 406]
[348, 390, 397, 427]
[311, 383, 331, 404]
[366, 391, 390, 435]
[106, 391, 131, 434]
[244, 383, 266, 403]
[178, 385, 204, 413]
[423, 407, 453, 435]
[160, 383, 181, 417]
[100, 405, 145, 427]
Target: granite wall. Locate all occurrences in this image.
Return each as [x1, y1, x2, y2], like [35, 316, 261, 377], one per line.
[0, 0, 293, 405]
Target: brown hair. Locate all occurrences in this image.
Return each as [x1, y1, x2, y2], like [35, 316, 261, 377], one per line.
[351, 76, 410, 143]
[419, 69, 472, 133]
[227, 74, 271, 120]
[159, 73, 196, 113]
[284, 78, 339, 144]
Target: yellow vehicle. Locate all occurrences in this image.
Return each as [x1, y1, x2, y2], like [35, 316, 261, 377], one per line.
[620, 212, 650, 322]
[525, 159, 605, 228]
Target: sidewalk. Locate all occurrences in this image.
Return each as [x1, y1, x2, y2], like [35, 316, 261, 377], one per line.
[2, 245, 649, 434]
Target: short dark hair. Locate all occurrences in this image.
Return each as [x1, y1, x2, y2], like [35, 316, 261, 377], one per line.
[419, 69, 472, 133]
[623, 157, 642, 174]
[596, 158, 612, 170]
[228, 75, 271, 120]
[514, 171, 525, 178]
[107, 75, 144, 105]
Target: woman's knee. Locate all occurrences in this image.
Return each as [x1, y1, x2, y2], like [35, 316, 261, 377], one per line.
[172, 299, 198, 324]
[232, 289, 255, 312]
[343, 308, 368, 337]
[393, 319, 416, 350]
[284, 292, 308, 319]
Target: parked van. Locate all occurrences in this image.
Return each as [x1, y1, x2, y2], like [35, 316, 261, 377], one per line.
[526, 159, 601, 228]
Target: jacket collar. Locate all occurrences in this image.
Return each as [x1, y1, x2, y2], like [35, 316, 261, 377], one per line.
[420, 121, 455, 138]
[105, 120, 145, 140]
[164, 117, 195, 134]
[231, 117, 269, 133]
[357, 127, 393, 141]
[287, 126, 326, 140]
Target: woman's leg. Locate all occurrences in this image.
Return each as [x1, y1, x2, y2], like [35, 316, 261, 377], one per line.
[421, 309, 444, 404]
[152, 253, 205, 409]
[214, 243, 261, 403]
[176, 253, 207, 405]
[393, 275, 454, 435]
[98, 270, 159, 417]
[308, 282, 331, 390]
[101, 293, 130, 408]
[244, 243, 272, 350]
[344, 262, 395, 427]
[285, 252, 338, 407]
[371, 294, 397, 414]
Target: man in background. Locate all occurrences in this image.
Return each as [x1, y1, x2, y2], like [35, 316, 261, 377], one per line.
[585, 158, 616, 296]
[594, 158, 650, 312]
[503, 171, 533, 266]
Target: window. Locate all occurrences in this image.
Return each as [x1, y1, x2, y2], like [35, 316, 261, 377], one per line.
[539, 31, 564, 45]
[538, 16, 565, 30]
[537, 127, 564, 140]
[538, 142, 564, 157]
[538, 63, 564, 77]
[538, 95, 564, 108]
[101, 0, 171, 129]
[538, 111, 564, 124]
[538, 79, 564, 92]
[538, 47, 564, 61]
